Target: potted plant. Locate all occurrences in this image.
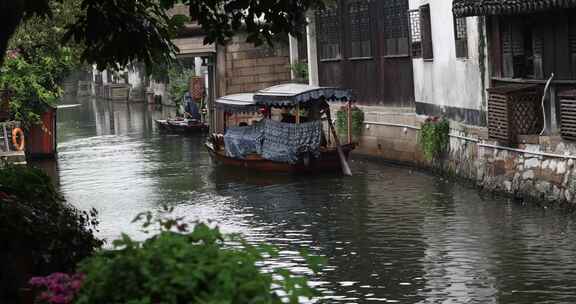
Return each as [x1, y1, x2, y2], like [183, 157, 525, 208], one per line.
[419, 116, 450, 161]
[290, 61, 309, 84]
[336, 106, 365, 143]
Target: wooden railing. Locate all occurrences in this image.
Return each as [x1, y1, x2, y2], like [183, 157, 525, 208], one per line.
[0, 121, 26, 165]
[0, 121, 21, 153]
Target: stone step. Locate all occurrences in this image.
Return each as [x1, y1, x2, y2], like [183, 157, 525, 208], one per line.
[0, 151, 26, 166]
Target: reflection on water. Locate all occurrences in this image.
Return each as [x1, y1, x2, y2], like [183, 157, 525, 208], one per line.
[51, 97, 576, 303]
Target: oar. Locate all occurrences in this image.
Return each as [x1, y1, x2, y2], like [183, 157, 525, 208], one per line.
[325, 110, 352, 176]
[539, 73, 555, 136]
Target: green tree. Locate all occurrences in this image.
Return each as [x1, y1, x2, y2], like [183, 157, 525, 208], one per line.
[0, 0, 83, 124]
[0, 0, 328, 70]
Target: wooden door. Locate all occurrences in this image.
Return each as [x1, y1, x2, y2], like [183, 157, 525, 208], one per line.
[317, 0, 414, 106]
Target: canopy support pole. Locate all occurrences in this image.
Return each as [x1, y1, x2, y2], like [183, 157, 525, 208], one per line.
[296, 104, 301, 124]
[325, 107, 352, 176]
[347, 101, 352, 144]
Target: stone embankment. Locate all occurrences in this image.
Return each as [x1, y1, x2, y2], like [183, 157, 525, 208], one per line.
[351, 106, 576, 207]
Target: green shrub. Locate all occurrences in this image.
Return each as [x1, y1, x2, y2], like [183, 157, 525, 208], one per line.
[76, 209, 322, 304]
[289, 62, 308, 83]
[419, 117, 450, 161]
[0, 166, 102, 303]
[336, 106, 364, 141]
[168, 67, 196, 108]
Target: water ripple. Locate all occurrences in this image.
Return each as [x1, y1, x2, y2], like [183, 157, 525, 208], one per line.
[45, 99, 576, 304]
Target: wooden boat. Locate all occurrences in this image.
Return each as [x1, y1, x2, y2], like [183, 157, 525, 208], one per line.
[206, 141, 354, 173]
[206, 84, 356, 174]
[155, 119, 208, 134]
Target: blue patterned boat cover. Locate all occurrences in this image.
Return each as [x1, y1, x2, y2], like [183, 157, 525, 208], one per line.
[223, 119, 322, 164]
[223, 123, 264, 159]
[260, 120, 322, 164]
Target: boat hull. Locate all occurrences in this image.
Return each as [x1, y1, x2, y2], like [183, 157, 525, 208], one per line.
[205, 142, 354, 174]
[155, 120, 208, 134]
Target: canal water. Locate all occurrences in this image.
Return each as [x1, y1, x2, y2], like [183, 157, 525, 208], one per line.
[48, 98, 576, 303]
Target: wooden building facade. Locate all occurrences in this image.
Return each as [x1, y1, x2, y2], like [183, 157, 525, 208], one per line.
[315, 0, 415, 106]
[454, 0, 576, 140]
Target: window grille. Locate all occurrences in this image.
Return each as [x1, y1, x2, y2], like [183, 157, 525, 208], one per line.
[454, 17, 468, 58]
[382, 0, 410, 56]
[408, 9, 422, 58]
[569, 19, 576, 79]
[349, 1, 372, 58]
[420, 4, 433, 60]
[317, 6, 341, 60]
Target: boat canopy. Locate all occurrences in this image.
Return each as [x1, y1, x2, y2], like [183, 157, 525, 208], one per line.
[253, 83, 352, 106]
[215, 93, 259, 113]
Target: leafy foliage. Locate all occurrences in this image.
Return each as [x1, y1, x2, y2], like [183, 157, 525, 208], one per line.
[0, 166, 102, 303]
[336, 106, 365, 139]
[168, 67, 196, 107]
[75, 208, 322, 304]
[0, 0, 51, 66]
[0, 0, 83, 125]
[290, 61, 309, 83]
[0, 53, 64, 124]
[1, 0, 329, 71]
[419, 117, 450, 161]
[156, 0, 327, 46]
[63, 0, 185, 72]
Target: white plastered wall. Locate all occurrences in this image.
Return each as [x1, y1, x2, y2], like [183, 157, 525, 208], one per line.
[410, 0, 489, 115]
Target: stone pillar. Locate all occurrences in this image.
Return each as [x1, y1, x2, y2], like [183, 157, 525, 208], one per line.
[216, 44, 227, 133]
[206, 55, 217, 133]
[306, 11, 319, 86]
[289, 34, 299, 80]
[550, 85, 558, 134]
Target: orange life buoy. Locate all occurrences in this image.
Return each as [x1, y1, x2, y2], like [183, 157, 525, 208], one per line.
[11, 128, 25, 151]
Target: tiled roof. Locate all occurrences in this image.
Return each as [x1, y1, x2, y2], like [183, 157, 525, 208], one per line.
[453, 0, 576, 17]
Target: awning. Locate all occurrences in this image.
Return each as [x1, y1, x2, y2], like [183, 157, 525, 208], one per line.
[215, 93, 260, 113]
[253, 83, 352, 107]
[453, 0, 576, 17]
[173, 36, 215, 56]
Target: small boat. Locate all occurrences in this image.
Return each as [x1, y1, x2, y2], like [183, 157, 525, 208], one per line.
[206, 140, 355, 173]
[206, 84, 356, 175]
[155, 119, 208, 134]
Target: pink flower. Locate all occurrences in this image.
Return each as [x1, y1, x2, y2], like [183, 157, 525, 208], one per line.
[29, 272, 85, 304]
[6, 50, 19, 60]
[39, 291, 51, 301]
[70, 280, 82, 291]
[49, 295, 68, 304]
[29, 277, 47, 286]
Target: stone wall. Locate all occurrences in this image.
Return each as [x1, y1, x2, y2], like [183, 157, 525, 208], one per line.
[444, 133, 576, 205]
[354, 111, 576, 206]
[222, 35, 291, 95]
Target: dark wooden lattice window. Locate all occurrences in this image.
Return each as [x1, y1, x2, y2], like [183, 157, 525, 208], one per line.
[454, 17, 468, 58]
[501, 18, 535, 78]
[569, 18, 576, 79]
[317, 6, 341, 60]
[532, 26, 544, 79]
[382, 0, 409, 56]
[408, 9, 422, 58]
[420, 4, 433, 60]
[349, 1, 372, 58]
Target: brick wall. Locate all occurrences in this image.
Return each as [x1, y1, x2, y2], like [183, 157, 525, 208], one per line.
[223, 35, 291, 95]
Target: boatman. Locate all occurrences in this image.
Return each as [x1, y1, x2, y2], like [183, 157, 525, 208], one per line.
[183, 92, 201, 122]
